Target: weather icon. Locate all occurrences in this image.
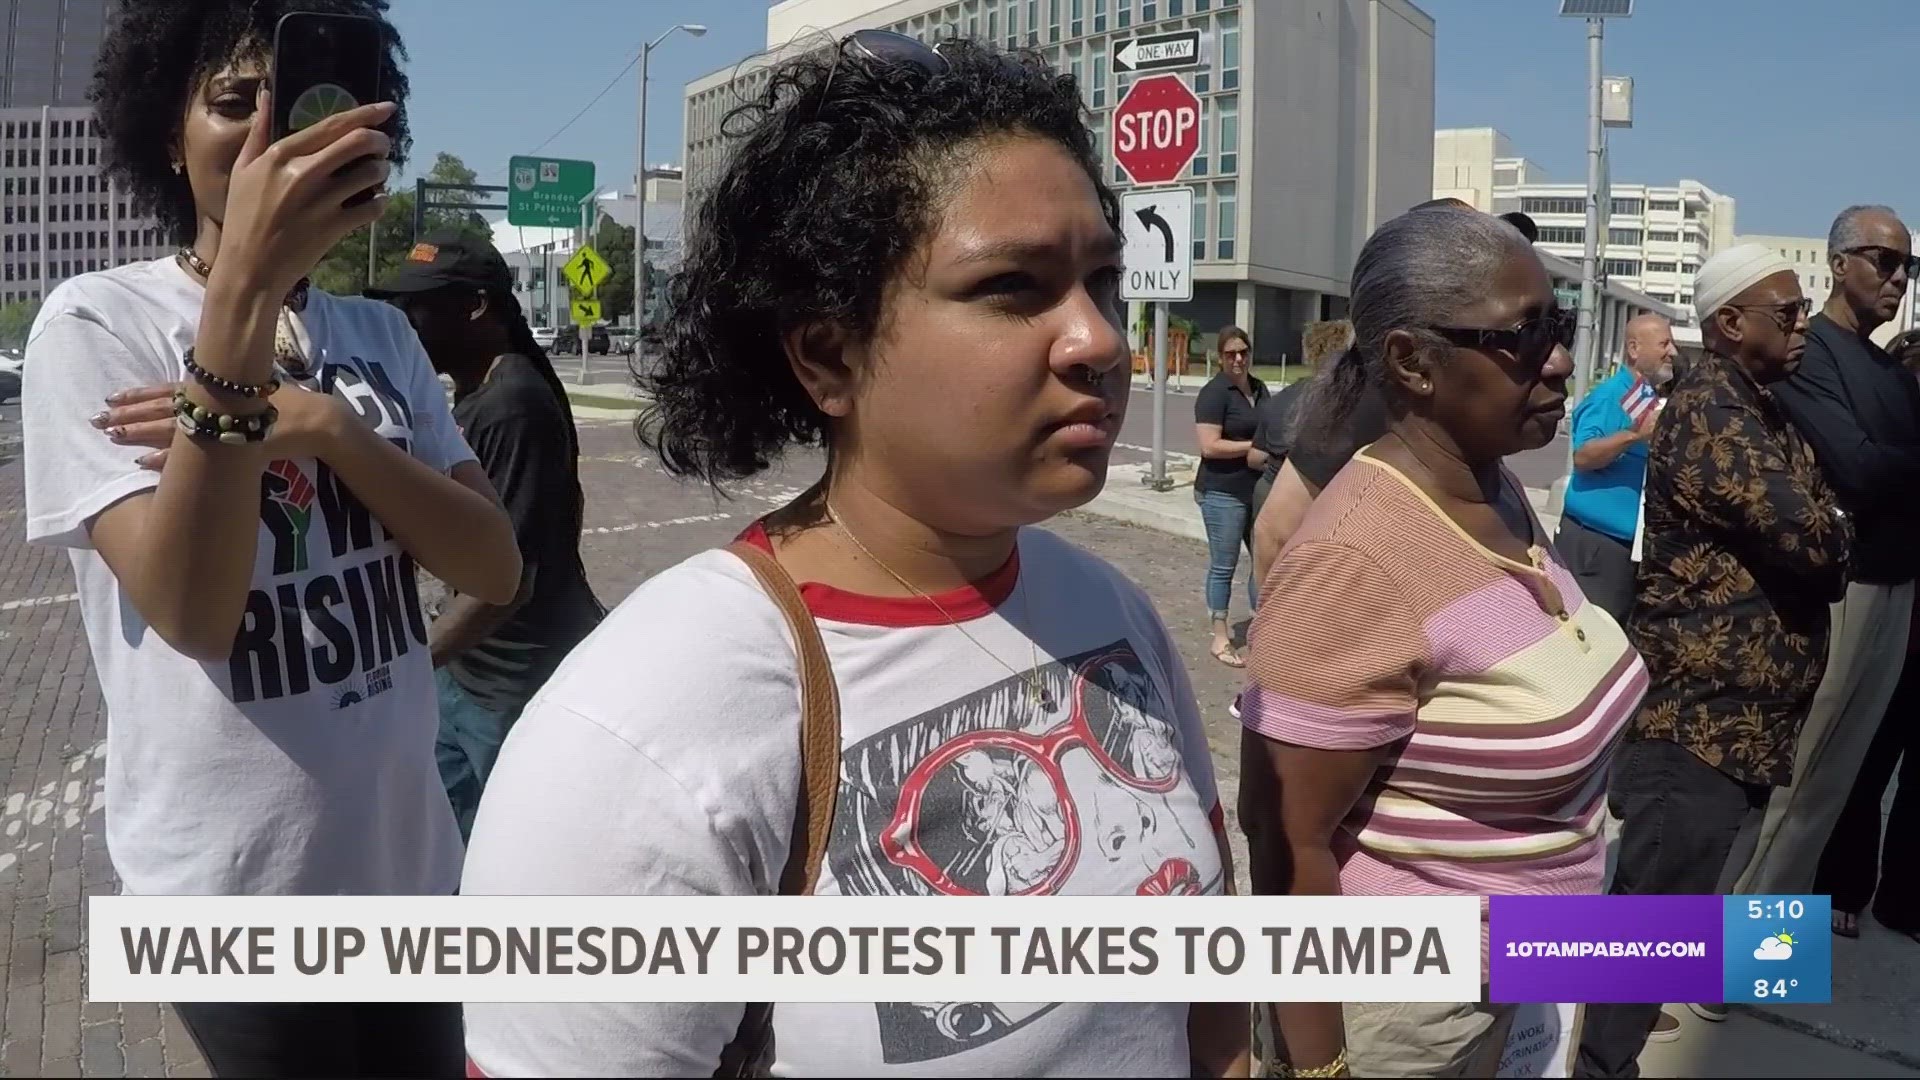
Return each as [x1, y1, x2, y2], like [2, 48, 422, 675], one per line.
[1754, 931, 1796, 961]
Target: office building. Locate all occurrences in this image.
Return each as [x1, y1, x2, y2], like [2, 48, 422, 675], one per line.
[2, 106, 170, 307]
[1738, 234, 1836, 316]
[1435, 127, 1736, 322]
[0, 0, 172, 308]
[2, 0, 111, 108]
[686, 0, 1440, 358]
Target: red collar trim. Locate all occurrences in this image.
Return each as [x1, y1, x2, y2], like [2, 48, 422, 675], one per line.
[734, 520, 1020, 628]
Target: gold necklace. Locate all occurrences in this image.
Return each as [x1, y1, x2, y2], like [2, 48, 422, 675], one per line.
[824, 502, 1053, 711]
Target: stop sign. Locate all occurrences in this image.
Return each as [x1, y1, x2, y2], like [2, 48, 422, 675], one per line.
[1112, 74, 1202, 185]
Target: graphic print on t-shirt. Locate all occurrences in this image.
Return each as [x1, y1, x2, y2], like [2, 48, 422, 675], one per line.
[227, 355, 430, 707]
[261, 459, 316, 574]
[830, 639, 1212, 1065]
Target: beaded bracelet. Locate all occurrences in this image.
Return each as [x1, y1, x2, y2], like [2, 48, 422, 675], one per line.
[174, 390, 277, 445]
[183, 347, 281, 399]
[1276, 1050, 1349, 1078]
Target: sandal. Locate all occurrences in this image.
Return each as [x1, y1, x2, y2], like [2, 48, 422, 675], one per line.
[1212, 643, 1247, 668]
[1833, 911, 1860, 938]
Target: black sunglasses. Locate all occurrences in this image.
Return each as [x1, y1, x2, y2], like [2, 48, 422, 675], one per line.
[1731, 296, 1812, 331]
[1843, 245, 1920, 279]
[838, 28, 1028, 80]
[820, 31, 950, 114]
[844, 29, 953, 74]
[1428, 308, 1576, 374]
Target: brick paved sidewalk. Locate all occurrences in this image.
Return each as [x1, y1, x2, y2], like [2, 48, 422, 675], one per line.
[0, 457, 209, 1077]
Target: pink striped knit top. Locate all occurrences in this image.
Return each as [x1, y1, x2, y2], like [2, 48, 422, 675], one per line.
[1242, 451, 1647, 901]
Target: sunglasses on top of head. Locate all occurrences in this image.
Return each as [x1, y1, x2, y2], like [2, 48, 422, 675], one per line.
[843, 28, 952, 74]
[840, 28, 1027, 78]
[1843, 245, 1920, 279]
[1427, 308, 1576, 375]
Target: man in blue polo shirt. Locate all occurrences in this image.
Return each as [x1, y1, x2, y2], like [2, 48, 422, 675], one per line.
[1557, 312, 1677, 621]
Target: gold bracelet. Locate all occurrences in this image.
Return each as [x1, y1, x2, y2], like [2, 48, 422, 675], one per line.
[1282, 1049, 1348, 1078]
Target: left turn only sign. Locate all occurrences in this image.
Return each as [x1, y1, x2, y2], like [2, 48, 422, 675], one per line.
[1120, 187, 1193, 303]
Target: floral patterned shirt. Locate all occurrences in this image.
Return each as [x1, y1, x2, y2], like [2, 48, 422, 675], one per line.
[1626, 351, 1852, 787]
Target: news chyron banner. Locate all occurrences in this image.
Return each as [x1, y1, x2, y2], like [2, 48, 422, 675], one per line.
[90, 896, 1480, 1003]
[85, 894, 1831, 1006]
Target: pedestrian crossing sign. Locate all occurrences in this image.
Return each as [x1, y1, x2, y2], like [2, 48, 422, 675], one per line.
[570, 297, 602, 327]
[561, 245, 612, 299]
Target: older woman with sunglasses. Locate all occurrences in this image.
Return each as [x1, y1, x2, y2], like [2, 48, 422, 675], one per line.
[459, 30, 1247, 1079]
[1237, 209, 1646, 1077]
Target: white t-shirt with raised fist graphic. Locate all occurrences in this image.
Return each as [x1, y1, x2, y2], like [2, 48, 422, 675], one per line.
[22, 257, 474, 897]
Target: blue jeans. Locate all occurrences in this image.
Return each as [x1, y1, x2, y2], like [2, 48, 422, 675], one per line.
[1196, 488, 1258, 620]
[435, 667, 526, 844]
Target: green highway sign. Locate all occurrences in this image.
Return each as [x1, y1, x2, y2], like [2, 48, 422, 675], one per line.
[1555, 286, 1581, 311]
[508, 156, 596, 228]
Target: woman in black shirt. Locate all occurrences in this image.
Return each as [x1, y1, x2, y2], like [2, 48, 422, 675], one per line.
[1193, 326, 1267, 666]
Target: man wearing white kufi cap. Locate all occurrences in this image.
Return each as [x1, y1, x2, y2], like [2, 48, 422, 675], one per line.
[1575, 243, 1852, 1078]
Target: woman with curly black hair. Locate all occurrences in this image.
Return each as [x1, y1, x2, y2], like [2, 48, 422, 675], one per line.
[459, 30, 1247, 1079]
[19, 1, 518, 1074]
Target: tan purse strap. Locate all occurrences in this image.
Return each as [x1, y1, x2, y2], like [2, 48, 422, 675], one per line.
[714, 540, 842, 1077]
[725, 540, 840, 895]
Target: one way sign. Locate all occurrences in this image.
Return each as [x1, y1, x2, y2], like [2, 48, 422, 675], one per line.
[1112, 29, 1203, 74]
[1120, 187, 1193, 302]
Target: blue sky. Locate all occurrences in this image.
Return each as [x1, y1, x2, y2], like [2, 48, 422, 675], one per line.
[390, 0, 1920, 238]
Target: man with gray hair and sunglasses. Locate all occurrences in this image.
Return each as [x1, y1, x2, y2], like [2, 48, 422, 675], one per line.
[1717, 206, 1920, 919]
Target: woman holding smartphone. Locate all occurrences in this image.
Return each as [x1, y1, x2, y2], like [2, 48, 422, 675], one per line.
[21, 2, 518, 1076]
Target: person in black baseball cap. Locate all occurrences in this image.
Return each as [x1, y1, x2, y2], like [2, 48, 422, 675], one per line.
[366, 229, 518, 301]
[368, 230, 603, 841]
[1500, 210, 1540, 243]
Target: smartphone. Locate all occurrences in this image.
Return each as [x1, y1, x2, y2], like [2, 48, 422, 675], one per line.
[269, 11, 385, 145]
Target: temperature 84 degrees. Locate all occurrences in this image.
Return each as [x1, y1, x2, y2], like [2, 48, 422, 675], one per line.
[1119, 186, 1194, 303]
[1720, 893, 1831, 1005]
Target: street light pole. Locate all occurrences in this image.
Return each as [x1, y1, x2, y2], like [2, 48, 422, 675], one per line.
[635, 23, 708, 337]
[1571, 16, 1604, 412]
[1554, 0, 1632, 503]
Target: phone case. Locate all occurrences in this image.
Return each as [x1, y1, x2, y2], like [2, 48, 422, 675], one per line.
[269, 12, 385, 144]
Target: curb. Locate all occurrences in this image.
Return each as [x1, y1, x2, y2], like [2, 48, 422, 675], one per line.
[1742, 1007, 1920, 1073]
[569, 393, 644, 413]
[562, 385, 645, 421]
[1076, 469, 1565, 545]
[1071, 498, 1209, 544]
[1074, 462, 1209, 544]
